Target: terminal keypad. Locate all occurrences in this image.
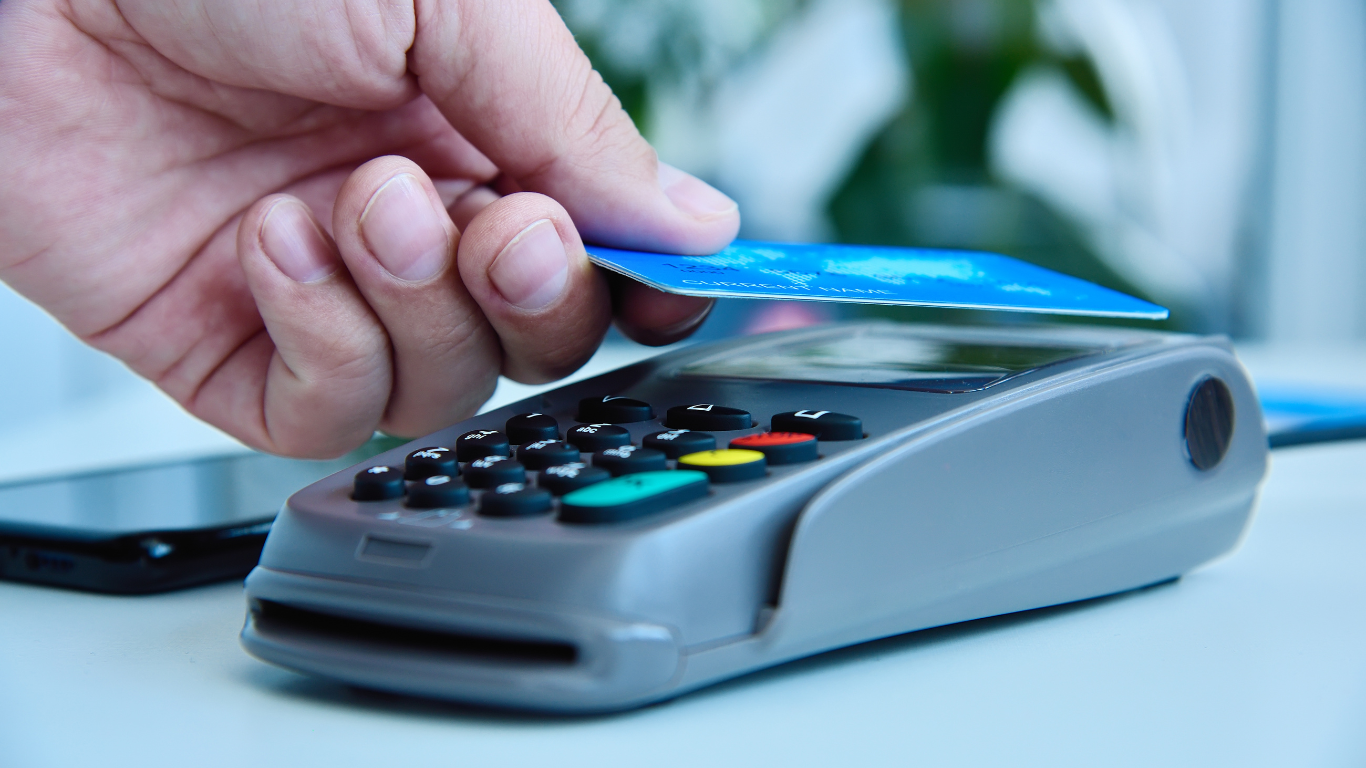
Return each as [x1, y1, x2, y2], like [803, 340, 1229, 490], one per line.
[352, 396, 861, 526]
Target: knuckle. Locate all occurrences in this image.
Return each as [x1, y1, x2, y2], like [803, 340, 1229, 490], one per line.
[523, 68, 653, 185]
[312, 1, 416, 102]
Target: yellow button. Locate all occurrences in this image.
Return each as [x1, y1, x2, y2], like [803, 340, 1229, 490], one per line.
[677, 449, 767, 482]
[678, 449, 765, 466]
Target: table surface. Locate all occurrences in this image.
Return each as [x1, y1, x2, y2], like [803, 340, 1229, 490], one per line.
[3, 341, 1365, 768]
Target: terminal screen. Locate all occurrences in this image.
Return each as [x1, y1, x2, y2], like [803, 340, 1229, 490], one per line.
[680, 329, 1107, 393]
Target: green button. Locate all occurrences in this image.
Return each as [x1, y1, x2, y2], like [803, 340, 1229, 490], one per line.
[559, 470, 709, 525]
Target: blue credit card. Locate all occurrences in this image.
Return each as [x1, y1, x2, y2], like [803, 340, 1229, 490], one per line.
[585, 240, 1168, 320]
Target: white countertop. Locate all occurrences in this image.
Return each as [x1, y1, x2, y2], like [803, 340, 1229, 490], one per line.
[2, 339, 1365, 767]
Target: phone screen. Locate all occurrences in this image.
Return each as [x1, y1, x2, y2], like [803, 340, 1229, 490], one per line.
[0, 452, 356, 539]
[0, 442, 404, 593]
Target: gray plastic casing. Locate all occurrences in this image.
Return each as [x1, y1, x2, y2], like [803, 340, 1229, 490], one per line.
[240, 322, 1268, 713]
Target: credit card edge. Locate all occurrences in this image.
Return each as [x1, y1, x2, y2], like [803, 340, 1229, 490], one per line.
[586, 253, 1169, 320]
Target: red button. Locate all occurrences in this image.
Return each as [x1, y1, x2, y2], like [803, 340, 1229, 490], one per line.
[729, 432, 818, 464]
[732, 432, 815, 447]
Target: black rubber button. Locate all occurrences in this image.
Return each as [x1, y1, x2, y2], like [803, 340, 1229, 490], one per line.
[455, 430, 510, 462]
[404, 446, 458, 480]
[353, 466, 405, 501]
[479, 483, 553, 517]
[405, 475, 470, 508]
[593, 445, 668, 476]
[771, 410, 863, 440]
[1186, 377, 1235, 470]
[566, 423, 632, 452]
[642, 429, 717, 458]
[464, 455, 526, 488]
[730, 432, 819, 464]
[538, 462, 611, 495]
[517, 440, 580, 470]
[505, 413, 560, 445]
[665, 404, 753, 431]
[577, 396, 655, 424]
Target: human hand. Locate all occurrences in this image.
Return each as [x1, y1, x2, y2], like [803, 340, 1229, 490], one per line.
[0, 0, 738, 457]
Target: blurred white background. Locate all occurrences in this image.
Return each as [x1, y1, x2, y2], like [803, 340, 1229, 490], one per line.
[2, 0, 1363, 457]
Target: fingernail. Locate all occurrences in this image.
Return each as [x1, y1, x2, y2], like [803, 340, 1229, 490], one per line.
[659, 162, 737, 221]
[260, 200, 338, 283]
[489, 219, 569, 311]
[359, 173, 450, 282]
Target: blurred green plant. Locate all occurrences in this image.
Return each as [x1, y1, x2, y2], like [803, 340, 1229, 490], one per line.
[554, 0, 804, 135]
[556, 0, 1179, 330]
[829, 0, 1172, 329]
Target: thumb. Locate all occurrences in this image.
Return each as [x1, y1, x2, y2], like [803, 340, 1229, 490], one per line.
[410, 0, 739, 255]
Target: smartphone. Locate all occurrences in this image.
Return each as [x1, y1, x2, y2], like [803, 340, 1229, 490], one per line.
[0, 439, 401, 594]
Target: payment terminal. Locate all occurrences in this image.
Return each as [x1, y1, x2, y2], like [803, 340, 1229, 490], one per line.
[241, 322, 1267, 712]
